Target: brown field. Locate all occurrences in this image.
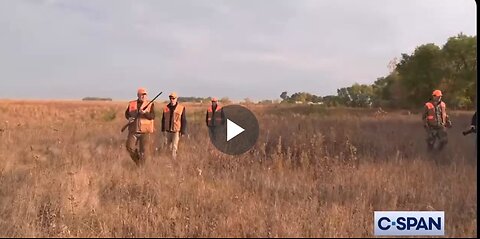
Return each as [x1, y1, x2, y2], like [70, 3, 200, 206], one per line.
[0, 100, 476, 237]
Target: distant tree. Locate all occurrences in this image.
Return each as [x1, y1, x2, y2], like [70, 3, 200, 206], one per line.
[349, 84, 374, 107]
[396, 43, 444, 107]
[336, 84, 374, 107]
[288, 92, 322, 103]
[373, 77, 391, 101]
[178, 97, 206, 102]
[82, 97, 112, 101]
[280, 91, 289, 100]
[322, 95, 341, 107]
[243, 98, 253, 104]
[441, 33, 477, 109]
[220, 97, 232, 104]
[289, 92, 307, 102]
[336, 87, 351, 106]
[258, 100, 273, 104]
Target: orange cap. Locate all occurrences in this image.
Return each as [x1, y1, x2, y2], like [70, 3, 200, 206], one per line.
[137, 88, 147, 95]
[432, 90, 442, 97]
[169, 92, 178, 98]
[211, 97, 218, 102]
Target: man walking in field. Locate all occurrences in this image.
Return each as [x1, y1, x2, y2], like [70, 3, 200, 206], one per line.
[125, 88, 155, 165]
[422, 90, 452, 151]
[206, 97, 226, 138]
[162, 92, 187, 159]
[463, 111, 476, 135]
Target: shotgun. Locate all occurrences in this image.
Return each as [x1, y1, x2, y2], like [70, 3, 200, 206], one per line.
[462, 127, 476, 136]
[121, 91, 163, 133]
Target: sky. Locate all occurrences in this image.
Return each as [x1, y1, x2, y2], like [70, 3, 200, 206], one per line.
[0, 0, 476, 101]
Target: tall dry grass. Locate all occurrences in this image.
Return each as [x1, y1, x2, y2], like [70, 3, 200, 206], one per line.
[0, 100, 476, 237]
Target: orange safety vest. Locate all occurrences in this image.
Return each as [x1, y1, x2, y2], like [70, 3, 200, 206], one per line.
[425, 101, 447, 127]
[128, 100, 154, 133]
[163, 104, 185, 132]
[207, 105, 223, 127]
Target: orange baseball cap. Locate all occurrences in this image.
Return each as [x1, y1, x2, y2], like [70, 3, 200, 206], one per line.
[169, 92, 178, 98]
[137, 88, 147, 95]
[432, 90, 442, 97]
[211, 97, 218, 102]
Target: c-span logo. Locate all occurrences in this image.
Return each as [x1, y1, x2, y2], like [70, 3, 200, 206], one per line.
[374, 211, 444, 236]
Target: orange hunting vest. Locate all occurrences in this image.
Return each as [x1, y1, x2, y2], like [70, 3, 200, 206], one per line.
[164, 104, 185, 132]
[128, 100, 154, 133]
[425, 101, 447, 127]
[207, 105, 223, 127]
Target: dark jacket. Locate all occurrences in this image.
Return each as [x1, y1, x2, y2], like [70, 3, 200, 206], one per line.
[205, 104, 226, 127]
[161, 103, 187, 135]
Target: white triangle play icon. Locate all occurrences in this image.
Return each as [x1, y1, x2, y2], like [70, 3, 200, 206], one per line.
[227, 119, 245, 142]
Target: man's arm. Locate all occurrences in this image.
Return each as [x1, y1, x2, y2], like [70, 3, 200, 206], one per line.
[125, 106, 130, 120]
[140, 102, 155, 120]
[422, 105, 429, 128]
[180, 107, 187, 135]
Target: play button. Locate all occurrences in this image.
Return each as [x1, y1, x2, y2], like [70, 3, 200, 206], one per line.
[227, 119, 245, 142]
[208, 105, 259, 155]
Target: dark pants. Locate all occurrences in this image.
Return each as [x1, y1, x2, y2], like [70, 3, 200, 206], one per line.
[426, 126, 448, 151]
[208, 126, 222, 142]
[126, 132, 151, 165]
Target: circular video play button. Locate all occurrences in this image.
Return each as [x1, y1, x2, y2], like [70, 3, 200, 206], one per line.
[208, 105, 259, 155]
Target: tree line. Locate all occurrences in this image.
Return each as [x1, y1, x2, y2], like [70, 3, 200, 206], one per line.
[281, 33, 476, 109]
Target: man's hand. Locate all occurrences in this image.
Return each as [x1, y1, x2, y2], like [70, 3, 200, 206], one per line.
[445, 119, 453, 128]
[471, 125, 476, 132]
[130, 112, 139, 118]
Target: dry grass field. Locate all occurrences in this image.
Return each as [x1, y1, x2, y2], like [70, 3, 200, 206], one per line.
[0, 100, 476, 237]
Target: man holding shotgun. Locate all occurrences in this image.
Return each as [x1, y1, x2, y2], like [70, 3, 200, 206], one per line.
[123, 88, 160, 165]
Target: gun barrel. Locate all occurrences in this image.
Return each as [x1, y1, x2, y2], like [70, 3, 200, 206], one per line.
[121, 122, 131, 132]
[462, 128, 476, 135]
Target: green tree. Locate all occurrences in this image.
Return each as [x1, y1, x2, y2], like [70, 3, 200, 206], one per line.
[441, 33, 477, 109]
[337, 87, 351, 106]
[322, 95, 342, 107]
[396, 43, 444, 107]
[243, 98, 253, 104]
[336, 84, 374, 107]
[348, 84, 374, 107]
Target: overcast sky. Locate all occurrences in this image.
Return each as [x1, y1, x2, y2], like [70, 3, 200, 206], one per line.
[0, 0, 476, 101]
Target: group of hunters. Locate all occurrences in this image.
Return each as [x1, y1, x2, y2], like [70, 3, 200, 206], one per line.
[124, 88, 225, 165]
[124, 87, 477, 165]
